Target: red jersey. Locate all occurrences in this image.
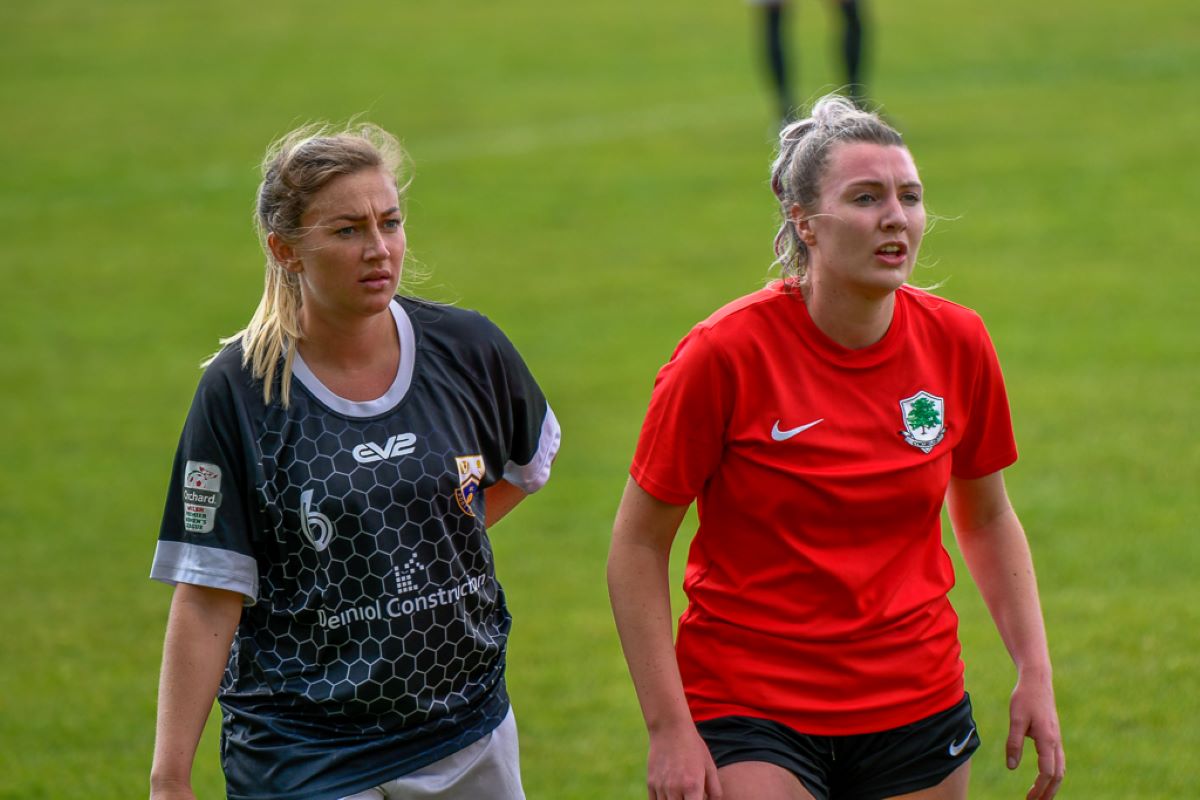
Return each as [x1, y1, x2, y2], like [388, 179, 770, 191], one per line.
[630, 282, 1017, 735]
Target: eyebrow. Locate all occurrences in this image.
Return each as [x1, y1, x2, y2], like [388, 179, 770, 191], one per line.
[845, 179, 923, 190]
[324, 206, 402, 223]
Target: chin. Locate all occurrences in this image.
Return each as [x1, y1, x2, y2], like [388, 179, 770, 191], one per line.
[859, 275, 907, 298]
[878, 267, 913, 292]
[357, 294, 396, 317]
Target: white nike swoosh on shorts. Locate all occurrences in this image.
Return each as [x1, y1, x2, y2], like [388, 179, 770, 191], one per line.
[948, 726, 976, 757]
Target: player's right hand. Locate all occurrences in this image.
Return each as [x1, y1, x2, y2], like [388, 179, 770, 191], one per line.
[647, 722, 723, 800]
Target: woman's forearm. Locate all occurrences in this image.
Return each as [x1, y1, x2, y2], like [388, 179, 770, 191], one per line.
[607, 479, 693, 732]
[948, 471, 1064, 797]
[151, 584, 243, 790]
[953, 505, 1052, 676]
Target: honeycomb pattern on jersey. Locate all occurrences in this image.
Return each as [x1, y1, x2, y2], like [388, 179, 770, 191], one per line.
[228, 394, 508, 735]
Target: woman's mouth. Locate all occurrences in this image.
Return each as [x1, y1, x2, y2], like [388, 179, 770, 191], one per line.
[875, 242, 908, 267]
[360, 271, 392, 290]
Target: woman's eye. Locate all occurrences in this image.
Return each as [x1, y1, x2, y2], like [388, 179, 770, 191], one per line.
[382, 218, 402, 232]
[853, 193, 875, 205]
[901, 192, 923, 204]
[335, 226, 357, 237]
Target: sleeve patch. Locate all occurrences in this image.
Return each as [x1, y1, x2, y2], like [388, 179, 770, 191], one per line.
[182, 460, 224, 534]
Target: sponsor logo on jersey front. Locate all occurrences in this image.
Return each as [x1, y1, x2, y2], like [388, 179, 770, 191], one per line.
[454, 454, 485, 517]
[899, 390, 946, 454]
[182, 461, 223, 533]
[299, 488, 334, 551]
[352, 432, 417, 464]
[315, 547, 492, 631]
[393, 553, 425, 595]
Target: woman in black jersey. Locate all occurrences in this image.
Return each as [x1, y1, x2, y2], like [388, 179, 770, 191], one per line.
[150, 123, 560, 800]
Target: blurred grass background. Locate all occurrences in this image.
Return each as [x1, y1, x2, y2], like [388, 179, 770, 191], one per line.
[1, 0, 1197, 797]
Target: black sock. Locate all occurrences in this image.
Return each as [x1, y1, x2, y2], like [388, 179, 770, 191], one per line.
[763, 6, 794, 119]
[839, 0, 864, 102]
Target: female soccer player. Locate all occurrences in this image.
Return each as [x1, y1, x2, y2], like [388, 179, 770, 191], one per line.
[150, 123, 560, 800]
[608, 95, 1064, 800]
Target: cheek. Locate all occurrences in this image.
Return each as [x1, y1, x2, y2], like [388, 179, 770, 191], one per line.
[302, 246, 342, 274]
[904, 206, 926, 238]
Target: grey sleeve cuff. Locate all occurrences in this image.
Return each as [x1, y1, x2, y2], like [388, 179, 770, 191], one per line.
[150, 540, 259, 603]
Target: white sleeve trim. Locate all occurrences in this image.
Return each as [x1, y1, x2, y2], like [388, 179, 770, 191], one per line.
[502, 405, 560, 494]
[150, 540, 259, 603]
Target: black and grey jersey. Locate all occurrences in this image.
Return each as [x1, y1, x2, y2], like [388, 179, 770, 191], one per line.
[151, 297, 560, 800]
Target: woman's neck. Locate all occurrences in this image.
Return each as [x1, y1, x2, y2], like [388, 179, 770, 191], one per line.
[803, 282, 896, 350]
[295, 305, 400, 400]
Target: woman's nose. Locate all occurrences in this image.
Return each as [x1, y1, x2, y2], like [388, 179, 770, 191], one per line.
[364, 228, 391, 260]
[880, 197, 908, 230]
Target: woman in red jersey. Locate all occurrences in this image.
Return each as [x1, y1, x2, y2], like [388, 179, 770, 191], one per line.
[607, 95, 1064, 800]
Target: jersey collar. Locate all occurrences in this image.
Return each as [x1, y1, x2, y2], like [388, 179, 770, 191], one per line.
[290, 298, 416, 417]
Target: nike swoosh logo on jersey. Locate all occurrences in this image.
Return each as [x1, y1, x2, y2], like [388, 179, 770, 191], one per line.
[771, 419, 824, 441]
[948, 726, 976, 757]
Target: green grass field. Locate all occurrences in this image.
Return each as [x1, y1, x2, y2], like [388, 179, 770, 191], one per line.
[2, 1, 1198, 797]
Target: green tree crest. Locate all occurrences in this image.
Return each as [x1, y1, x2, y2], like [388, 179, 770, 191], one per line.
[906, 397, 942, 434]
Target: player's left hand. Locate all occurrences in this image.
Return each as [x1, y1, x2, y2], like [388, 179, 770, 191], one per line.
[1007, 673, 1065, 800]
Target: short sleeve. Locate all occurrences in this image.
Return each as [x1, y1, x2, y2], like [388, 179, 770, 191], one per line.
[151, 357, 260, 600]
[488, 324, 561, 494]
[630, 327, 733, 506]
[951, 322, 1018, 479]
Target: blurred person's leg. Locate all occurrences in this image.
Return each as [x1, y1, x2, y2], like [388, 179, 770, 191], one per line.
[836, 0, 865, 104]
[758, 0, 795, 122]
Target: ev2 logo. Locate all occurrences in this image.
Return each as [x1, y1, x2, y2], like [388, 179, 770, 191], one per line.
[352, 432, 417, 464]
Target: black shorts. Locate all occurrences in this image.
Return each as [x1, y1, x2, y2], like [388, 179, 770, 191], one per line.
[695, 694, 980, 800]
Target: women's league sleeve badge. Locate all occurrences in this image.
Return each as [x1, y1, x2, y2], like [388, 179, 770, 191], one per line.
[182, 460, 223, 533]
[899, 390, 946, 454]
[454, 455, 485, 517]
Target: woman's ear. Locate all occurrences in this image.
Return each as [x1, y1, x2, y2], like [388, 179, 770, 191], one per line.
[267, 232, 301, 273]
[789, 204, 816, 246]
